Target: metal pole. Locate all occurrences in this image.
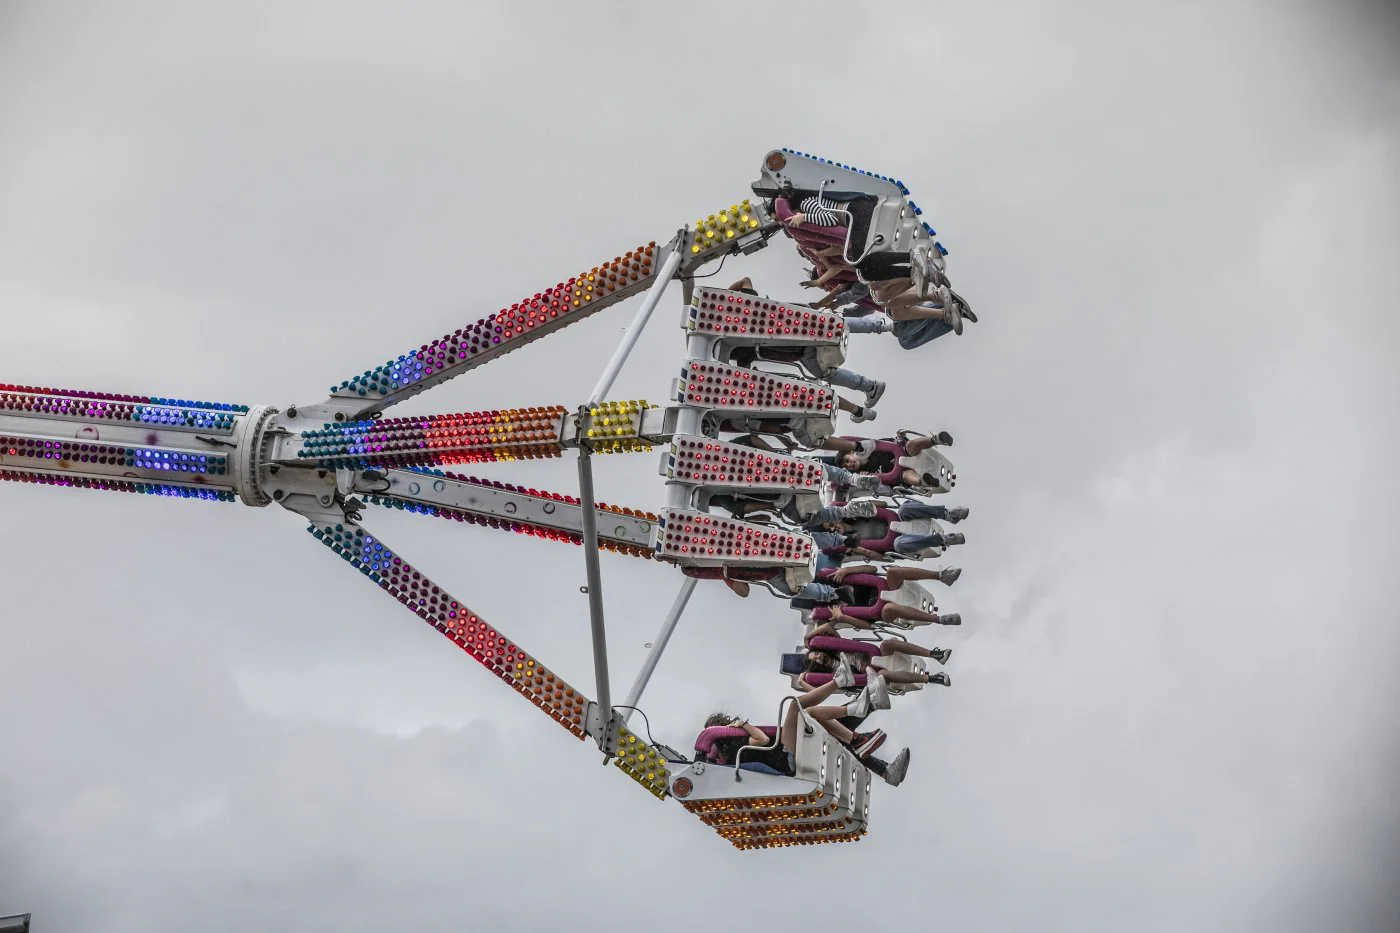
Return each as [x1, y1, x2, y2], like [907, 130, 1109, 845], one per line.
[575, 444, 612, 737]
[620, 576, 698, 724]
[587, 246, 685, 405]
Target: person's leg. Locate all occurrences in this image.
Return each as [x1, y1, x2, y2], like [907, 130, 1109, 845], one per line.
[879, 637, 934, 658]
[880, 670, 936, 685]
[880, 602, 944, 626]
[793, 581, 839, 603]
[806, 706, 857, 743]
[842, 315, 892, 335]
[781, 681, 842, 750]
[884, 566, 949, 588]
[826, 367, 879, 395]
[844, 196, 878, 255]
[836, 396, 875, 421]
[893, 532, 944, 553]
[821, 436, 860, 454]
[898, 501, 950, 521]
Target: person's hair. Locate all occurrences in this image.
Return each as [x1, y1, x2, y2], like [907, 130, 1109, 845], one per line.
[704, 712, 733, 728]
[843, 533, 862, 549]
[804, 651, 836, 673]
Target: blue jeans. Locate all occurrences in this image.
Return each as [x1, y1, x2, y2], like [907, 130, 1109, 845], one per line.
[899, 502, 951, 521]
[825, 366, 878, 394]
[844, 315, 890, 334]
[893, 318, 952, 350]
[893, 502, 951, 553]
[895, 532, 944, 553]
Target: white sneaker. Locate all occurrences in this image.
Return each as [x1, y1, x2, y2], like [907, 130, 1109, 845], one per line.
[851, 406, 877, 423]
[834, 662, 856, 688]
[868, 673, 892, 710]
[844, 499, 878, 518]
[884, 748, 911, 786]
[864, 380, 887, 408]
[938, 567, 962, 586]
[848, 688, 874, 719]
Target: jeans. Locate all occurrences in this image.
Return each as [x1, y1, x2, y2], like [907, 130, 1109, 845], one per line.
[844, 315, 891, 334]
[826, 367, 878, 395]
[818, 464, 858, 488]
[893, 502, 951, 553]
[792, 581, 838, 602]
[894, 532, 944, 553]
[899, 502, 951, 521]
[893, 317, 952, 350]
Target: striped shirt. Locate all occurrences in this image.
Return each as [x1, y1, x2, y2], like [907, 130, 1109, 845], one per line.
[797, 195, 848, 227]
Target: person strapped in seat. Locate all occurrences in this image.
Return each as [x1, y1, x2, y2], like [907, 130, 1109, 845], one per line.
[795, 623, 953, 693]
[771, 193, 972, 334]
[697, 680, 912, 787]
[821, 430, 958, 492]
[811, 502, 967, 563]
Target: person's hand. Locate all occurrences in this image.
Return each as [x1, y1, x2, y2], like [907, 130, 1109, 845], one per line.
[784, 212, 806, 227]
[830, 567, 849, 582]
[829, 605, 846, 620]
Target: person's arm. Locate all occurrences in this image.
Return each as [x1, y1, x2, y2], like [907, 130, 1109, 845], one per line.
[848, 546, 885, 561]
[798, 196, 847, 227]
[807, 622, 839, 640]
[738, 721, 771, 746]
[802, 265, 845, 288]
[830, 564, 878, 581]
[828, 605, 874, 630]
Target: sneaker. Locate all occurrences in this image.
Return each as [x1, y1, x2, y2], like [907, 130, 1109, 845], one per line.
[864, 380, 887, 408]
[851, 406, 877, 423]
[933, 430, 954, 446]
[845, 499, 879, 518]
[930, 672, 951, 687]
[941, 532, 966, 546]
[942, 303, 964, 336]
[938, 567, 962, 586]
[834, 663, 856, 688]
[868, 673, 892, 710]
[883, 747, 911, 786]
[943, 507, 970, 523]
[933, 647, 953, 665]
[951, 290, 976, 323]
[938, 613, 962, 626]
[848, 688, 874, 719]
[853, 729, 887, 758]
[852, 473, 882, 493]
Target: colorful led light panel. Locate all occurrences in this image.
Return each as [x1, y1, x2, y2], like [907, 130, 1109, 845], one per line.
[0, 436, 230, 478]
[675, 362, 832, 413]
[332, 246, 657, 401]
[667, 436, 824, 490]
[655, 509, 813, 565]
[612, 726, 669, 799]
[688, 288, 845, 342]
[299, 406, 566, 469]
[0, 386, 243, 431]
[0, 469, 235, 502]
[308, 522, 592, 737]
[583, 400, 655, 454]
[690, 200, 763, 257]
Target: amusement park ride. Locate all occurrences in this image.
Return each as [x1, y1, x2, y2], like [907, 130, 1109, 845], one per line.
[0, 149, 969, 850]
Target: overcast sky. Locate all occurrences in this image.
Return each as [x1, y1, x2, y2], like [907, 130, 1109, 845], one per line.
[1, 2, 1398, 931]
